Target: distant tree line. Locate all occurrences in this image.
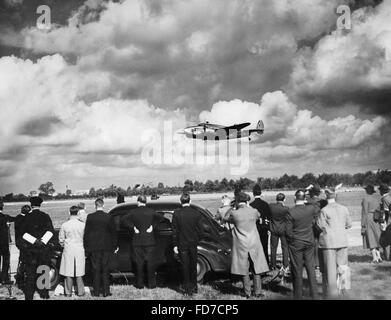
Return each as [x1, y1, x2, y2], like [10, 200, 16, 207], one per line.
[1, 170, 391, 202]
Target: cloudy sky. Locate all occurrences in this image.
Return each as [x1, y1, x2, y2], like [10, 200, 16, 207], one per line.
[0, 0, 390, 194]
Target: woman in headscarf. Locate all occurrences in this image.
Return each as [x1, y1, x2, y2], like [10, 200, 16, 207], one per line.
[361, 185, 382, 263]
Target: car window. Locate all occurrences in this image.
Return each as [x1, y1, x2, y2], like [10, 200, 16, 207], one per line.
[110, 208, 133, 232]
[157, 211, 174, 223]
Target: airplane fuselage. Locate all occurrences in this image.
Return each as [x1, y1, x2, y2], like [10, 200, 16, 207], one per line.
[184, 128, 258, 141]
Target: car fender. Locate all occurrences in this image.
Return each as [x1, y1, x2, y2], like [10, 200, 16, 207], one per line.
[197, 245, 231, 273]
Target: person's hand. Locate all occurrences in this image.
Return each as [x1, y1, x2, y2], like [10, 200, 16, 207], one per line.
[361, 226, 366, 235]
[259, 218, 263, 225]
[114, 247, 119, 254]
[34, 239, 45, 248]
[173, 246, 178, 254]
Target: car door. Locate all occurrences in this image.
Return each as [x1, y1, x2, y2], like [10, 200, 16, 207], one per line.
[109, 208, 135, 272]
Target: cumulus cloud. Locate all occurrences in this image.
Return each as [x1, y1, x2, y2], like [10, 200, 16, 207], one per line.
[289, 0, 391, 116]
[0, 0, 352, 113]
[0, 0, 390, 193]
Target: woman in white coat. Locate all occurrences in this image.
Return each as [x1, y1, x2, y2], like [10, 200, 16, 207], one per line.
[59, 206, 86, 296]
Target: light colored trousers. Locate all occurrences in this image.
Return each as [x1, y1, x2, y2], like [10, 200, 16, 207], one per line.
[243, 273, 261, 296]
[65, 276, 85, 296]
[242, 254, 262, 296]
[319, 247, 348, 299]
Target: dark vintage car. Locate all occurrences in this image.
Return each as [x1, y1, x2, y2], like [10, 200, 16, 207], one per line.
[49, 201, 232, 289]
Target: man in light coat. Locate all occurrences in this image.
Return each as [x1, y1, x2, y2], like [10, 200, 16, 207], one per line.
[59, 205, 86, 297]
[317, 188, 352, 298]
[224, 192, 269, 298]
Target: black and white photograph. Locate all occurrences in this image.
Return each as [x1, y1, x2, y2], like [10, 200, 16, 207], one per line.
[0, 0, 391, 309]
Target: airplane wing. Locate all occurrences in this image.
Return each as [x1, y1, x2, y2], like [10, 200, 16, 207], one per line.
[223, 122, 251, 131]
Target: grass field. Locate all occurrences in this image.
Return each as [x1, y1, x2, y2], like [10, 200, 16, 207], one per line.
[1, 246, 389, 300]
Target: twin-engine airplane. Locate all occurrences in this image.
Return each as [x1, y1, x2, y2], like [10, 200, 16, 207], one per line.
[177, 120, 264, 141]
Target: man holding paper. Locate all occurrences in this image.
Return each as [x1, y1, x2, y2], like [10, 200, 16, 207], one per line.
[19, 196, 54, 300]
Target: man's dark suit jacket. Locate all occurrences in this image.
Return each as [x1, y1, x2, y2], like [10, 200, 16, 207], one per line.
[250, 198, 272, 230]
[121, 206, 162, 247]
[269, 202, 289, 235]
[84, 210, 117, 253]
[285, 204, 317, 245]
[14, 214, 25, 245]
[19, 209, 54, 243]
[172, 206, 203, 249]
[0, 213, 14, 253]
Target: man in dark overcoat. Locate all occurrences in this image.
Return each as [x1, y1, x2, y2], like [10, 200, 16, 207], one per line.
[121, 195, 162, 289]
[0, 200, 16, 284]
[172, 193, 204, 295]
[19, 197, 54, 300]
[269, 193, 289, 272]
[286, 190, 319, 300]
[84, 198, 117, 297]
[250, 184, 272, 266]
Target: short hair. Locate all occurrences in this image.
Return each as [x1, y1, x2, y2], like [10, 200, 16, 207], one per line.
[69, 206, 79, 216]
[137, 195, 147, 204]
[364, 185, 375, 195]
[95, 198, 104, 207]
[295, 189, 306, 201]
[21, 205, 31, 215]
[117, 194, 125, 204]
[276, 193, 285, 202]
[253, 184, 262, 196]
[180, 193, 191, 204]
[325, 189, 336, 200]
[309, 184, 321, 197]
[78, 202, 85, 209]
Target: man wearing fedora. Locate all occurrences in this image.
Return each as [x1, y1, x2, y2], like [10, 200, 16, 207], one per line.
[19, 196, 54, 300]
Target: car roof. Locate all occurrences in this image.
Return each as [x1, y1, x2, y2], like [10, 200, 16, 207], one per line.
[109, 200, 213, 218]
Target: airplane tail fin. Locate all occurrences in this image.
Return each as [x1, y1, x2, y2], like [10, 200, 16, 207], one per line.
[257, 120, 264, 131]
[249, 120, 264, 135]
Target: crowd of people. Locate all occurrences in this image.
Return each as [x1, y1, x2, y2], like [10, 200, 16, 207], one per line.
[0, 181, 389, 300]
[216, 182, 390, 299]
[0, 193, 205, 299]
